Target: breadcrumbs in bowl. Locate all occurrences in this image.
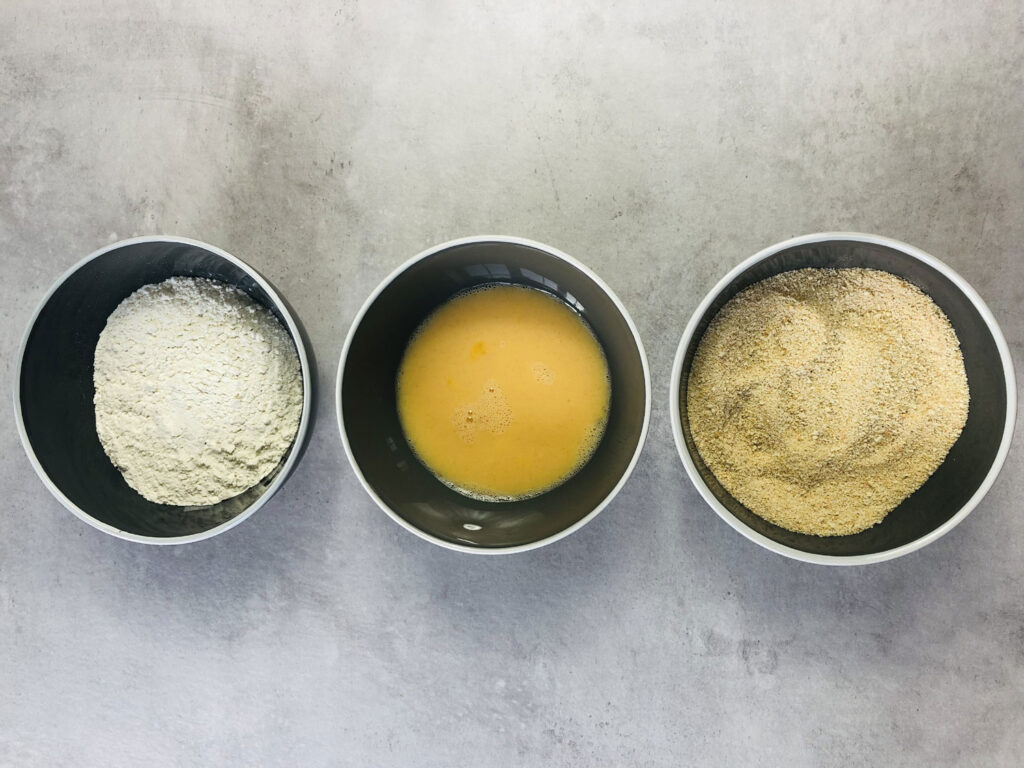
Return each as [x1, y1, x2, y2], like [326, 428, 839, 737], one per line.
[671, 233, 1016, 565]
[686, 268, 969, 537]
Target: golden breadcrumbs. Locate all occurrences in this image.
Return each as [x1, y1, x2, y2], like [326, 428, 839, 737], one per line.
[686, 268, 969, 536]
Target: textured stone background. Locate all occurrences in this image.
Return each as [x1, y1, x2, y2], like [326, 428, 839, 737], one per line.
[2, 1, 1022, 765]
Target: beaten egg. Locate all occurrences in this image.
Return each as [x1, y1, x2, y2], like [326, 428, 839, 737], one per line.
[396, 284, 610, 501]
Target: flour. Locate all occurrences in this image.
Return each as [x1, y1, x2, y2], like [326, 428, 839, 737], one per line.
[93, 277, 304, 506]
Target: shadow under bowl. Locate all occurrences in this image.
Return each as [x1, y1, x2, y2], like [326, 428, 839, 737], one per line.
[671, 232, 1016, 565]
[15, 236, 315, 544]
[338, 236, 651, 553]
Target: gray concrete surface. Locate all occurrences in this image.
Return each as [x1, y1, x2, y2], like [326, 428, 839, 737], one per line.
[2, 1, 1023, 765]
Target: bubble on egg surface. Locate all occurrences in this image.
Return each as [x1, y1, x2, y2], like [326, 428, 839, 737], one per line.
[531, 362, 555, 385]
[452, 381, 513, 442]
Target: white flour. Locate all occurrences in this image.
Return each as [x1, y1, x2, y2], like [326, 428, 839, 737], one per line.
[93, 277, 304, 506]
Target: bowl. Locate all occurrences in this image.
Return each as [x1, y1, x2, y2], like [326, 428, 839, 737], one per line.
[15, 236, 314, 544]
[338, 235, 651, 553]
[671, 232, 1016, 565]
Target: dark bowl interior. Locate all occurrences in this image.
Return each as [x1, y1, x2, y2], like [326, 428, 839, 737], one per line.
[679, 239, 1009, 557]
[341, 240, 648, 549]
[18, 240, 313, 540]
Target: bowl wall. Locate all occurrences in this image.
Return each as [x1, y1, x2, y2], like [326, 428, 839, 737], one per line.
[340, 238, 650, 551]
[675, 235, 1014, 561]
[17, 238, 312, 542]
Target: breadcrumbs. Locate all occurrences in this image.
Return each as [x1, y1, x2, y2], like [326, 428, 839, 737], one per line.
[686, 268, 969, 536]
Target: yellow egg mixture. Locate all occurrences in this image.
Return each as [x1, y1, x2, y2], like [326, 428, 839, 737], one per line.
[397, 284, 611, 501]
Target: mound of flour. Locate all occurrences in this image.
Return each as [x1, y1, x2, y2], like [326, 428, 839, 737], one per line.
[93, 277, 303, 506]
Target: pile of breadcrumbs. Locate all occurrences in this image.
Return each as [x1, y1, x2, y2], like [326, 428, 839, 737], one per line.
[687, 268, 969, 536]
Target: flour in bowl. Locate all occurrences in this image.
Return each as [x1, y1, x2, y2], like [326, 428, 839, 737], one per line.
[93, 277, 303, 506]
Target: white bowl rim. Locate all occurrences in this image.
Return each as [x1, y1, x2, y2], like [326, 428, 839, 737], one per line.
[13, 235, 314, 545]
[669, 231, 1018, 566]
[337, 234, 653, 554]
